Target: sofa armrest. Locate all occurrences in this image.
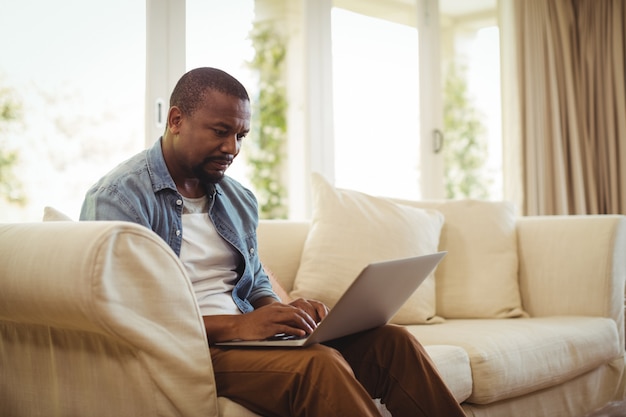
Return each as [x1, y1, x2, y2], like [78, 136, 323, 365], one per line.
[0, 221, 219, 417]
[517, 215, 626, 349]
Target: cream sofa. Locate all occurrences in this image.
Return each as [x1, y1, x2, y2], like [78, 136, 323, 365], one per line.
[258, 215, 626, 417]
[253, 175, 626, 416]
[0, 178, 625, 416]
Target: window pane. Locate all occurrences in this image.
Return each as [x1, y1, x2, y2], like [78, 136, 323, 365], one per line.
[470, 26, 502, 200]
[0, 0, 145, 221]
[440, 0, 501, 200]
[331, 7, 421, 200]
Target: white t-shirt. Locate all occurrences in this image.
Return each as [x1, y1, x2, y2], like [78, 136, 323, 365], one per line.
[180, 195, 242, 316]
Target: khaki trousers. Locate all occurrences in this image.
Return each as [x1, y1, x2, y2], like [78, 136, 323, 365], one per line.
[210, 325, 465, 417]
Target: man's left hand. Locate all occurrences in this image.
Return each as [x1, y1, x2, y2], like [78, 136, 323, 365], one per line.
[288, 298, 329, 323]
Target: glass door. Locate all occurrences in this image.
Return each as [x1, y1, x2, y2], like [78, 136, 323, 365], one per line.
[331, 5, 422, 200]
[330, 0, 446, 201]
[439, 0, 501, 200]
[331, 0, 502, 202]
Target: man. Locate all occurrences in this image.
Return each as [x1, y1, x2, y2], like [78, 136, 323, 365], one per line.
[81, 67, 465, 417]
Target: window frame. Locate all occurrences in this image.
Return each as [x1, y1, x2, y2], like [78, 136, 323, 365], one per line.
[147, 0, 454, 218]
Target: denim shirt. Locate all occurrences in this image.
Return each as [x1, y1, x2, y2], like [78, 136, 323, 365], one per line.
[80, 138, 279, 313]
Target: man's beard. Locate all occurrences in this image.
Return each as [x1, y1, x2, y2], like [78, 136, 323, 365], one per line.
[192, 157, 231, 184]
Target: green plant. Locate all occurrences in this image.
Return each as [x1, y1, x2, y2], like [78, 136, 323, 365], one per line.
[0, 85, 26, 205]
[246, 22, 288, 219]
[443, 61, 491, 199]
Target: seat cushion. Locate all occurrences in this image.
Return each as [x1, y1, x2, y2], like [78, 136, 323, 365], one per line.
[407, 317, 622, 404]
[424, 344, 473, 403]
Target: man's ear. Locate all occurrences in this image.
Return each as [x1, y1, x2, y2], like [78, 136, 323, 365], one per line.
[167, 106, 183, 134]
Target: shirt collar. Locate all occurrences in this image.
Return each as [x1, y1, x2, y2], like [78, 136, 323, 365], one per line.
[146, 137, 178, 193]
[146, 137, 223, 197]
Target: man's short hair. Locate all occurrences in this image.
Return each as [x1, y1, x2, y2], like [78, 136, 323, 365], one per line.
[170, 67, 250, 116]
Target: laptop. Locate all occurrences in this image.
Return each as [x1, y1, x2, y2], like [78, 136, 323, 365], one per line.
[215, 251, 447, 348]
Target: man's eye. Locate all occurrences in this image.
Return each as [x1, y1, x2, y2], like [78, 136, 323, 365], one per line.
[237, 133, 247, 140]
[213, 129, 228, 136]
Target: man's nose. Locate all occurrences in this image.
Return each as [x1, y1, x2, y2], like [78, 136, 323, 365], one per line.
[221, 134, 240, 154]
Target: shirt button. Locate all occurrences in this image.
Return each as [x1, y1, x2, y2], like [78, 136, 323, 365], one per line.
[249, 247, 255, 255]
[176, 199, 183, 206]
[176, 230, 181, 237]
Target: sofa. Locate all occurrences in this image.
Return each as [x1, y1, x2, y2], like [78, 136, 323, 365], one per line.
[0, 174, 625, 416]
[257, 175, 626, 417]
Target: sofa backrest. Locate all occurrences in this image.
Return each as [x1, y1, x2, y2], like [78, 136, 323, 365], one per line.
[258, 199, 527, 320]
[257, 220, 310, 292]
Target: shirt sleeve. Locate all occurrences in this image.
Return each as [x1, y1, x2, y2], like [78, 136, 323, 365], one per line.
[80, 184, 149, 226]
[248, 259, 282, 305]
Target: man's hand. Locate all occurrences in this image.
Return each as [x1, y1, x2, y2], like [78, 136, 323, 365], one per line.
[288, 298, 329, 324]
[204, 298, 329, 343]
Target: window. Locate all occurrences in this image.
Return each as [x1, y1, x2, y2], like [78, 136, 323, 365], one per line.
[0, 0, 145, 221]
[0, 0, 258, 222]
[0, 0, 503, 223]
[440, 0, 501, 199]
[329, 0, 502, 203]
[331, 7, 422, 200]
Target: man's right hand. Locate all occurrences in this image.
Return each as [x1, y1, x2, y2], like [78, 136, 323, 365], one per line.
[203, 301, 319, 343]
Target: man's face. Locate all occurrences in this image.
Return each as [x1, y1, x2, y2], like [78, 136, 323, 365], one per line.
[169, 90, 251, 184]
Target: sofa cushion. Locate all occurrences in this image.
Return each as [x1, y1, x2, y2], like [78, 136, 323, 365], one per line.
[423, 344, 473, 403]
[407, 317, 622, 404]
[43, 206, 73, 221]
[392, 199, 526, 319]
[291, 173, 445, 324]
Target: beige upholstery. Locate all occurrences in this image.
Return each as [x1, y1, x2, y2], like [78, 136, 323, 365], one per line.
[1, 221, 220, 417]
[291, 174, 446, 324]
[390, 198, 525, 319]
[408, 317, 620, 403]
[1, 201, 626, 416]
[257, 210, 626, 417]
[517, 215, 626, 349]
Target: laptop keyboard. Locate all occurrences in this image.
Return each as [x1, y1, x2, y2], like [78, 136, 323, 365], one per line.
[266, 333, 306, 341]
